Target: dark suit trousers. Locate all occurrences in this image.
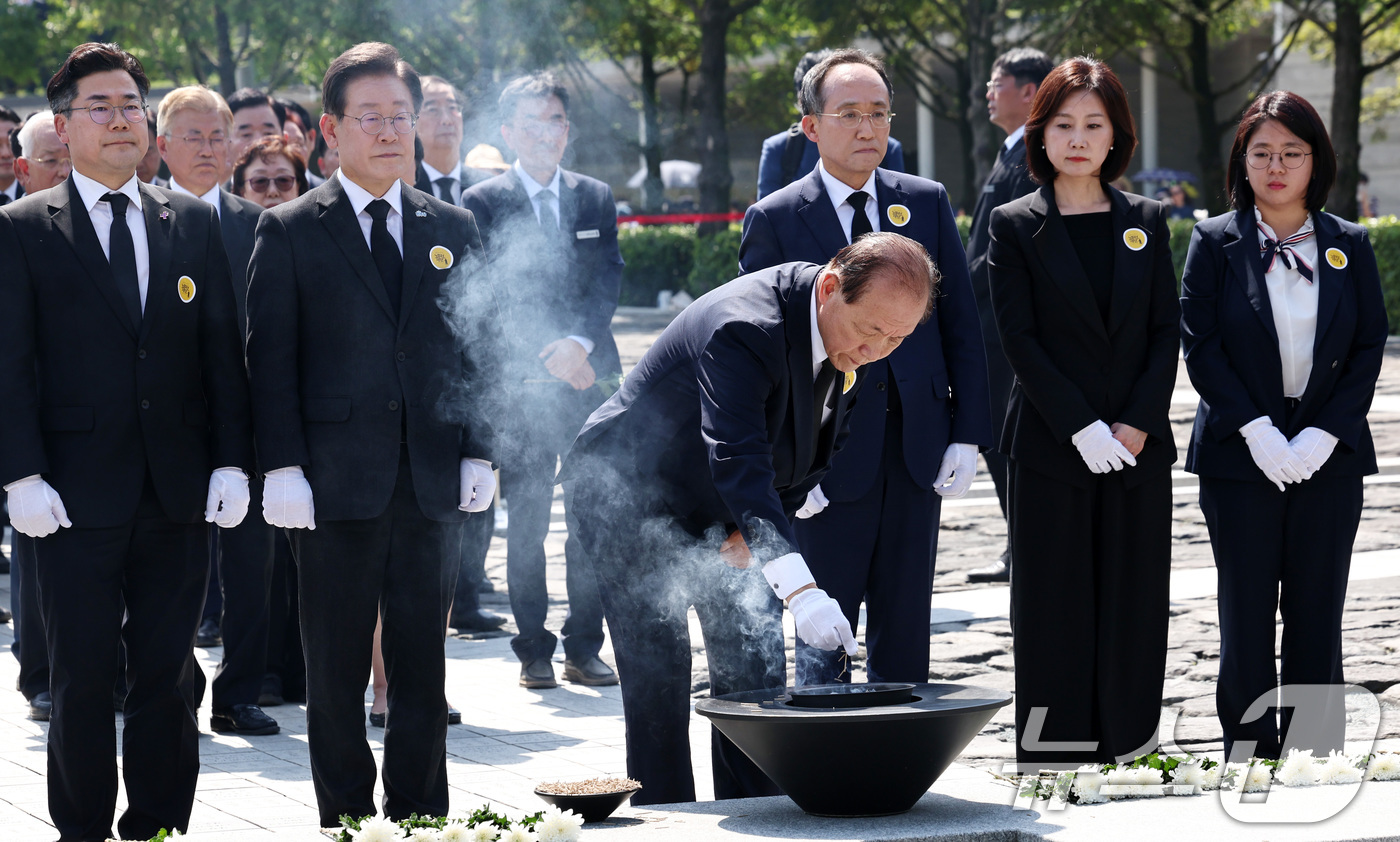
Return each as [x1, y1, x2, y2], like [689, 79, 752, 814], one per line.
[212, 476, 276, 707]
[263, 531, 305, 701]
[794, 407, 941, 685]
[1200, 474, 1360, 762]
[35, 480, 207, 842]
[11, 534, 51, 700]
[450, 496, 493, 620]
[293, 446, 461, 826]
[566, 465, 784, 805]
[980, 335, 1016, 527]
[1008, 462, 1171, 767]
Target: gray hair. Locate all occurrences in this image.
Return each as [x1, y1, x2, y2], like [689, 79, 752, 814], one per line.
[17, 111, 56, 158]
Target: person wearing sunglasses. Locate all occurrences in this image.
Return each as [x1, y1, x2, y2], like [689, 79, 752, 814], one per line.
[233, 134, 308, 210]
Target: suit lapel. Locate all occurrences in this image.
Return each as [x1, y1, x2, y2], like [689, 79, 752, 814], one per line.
[873, 169, 906, 237]
[557, 169, 580, 238]
[138, 184, 175, 343]
[1222, 209, 1280, 345]
[399, 186, 432, 332]
[794, 171, 847, 258]
[1106, 187, 1148, 336]
[50, 179, 138, 340]
[317, 178, 396, 324]
[1311, 212, 1344, 354]
[1029, 187, 1108, 341]
[787, 269, 819, 480]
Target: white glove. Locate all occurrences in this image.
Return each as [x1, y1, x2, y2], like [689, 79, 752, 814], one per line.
[459, 458, 496, 513]
[788, 588, 859, 655]
[1240, 417, 1305, 492]
[263, 466, 316, 529]
[1071, 420, 1137, 474]
[934, 442, 979, 498]
[4, 474, 72, 538]
[795, 484, 829, 519]
[205, 468, 250, 528]
[1289, 426, 1339, 480]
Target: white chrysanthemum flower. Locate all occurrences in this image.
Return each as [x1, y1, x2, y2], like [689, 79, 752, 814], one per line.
[1200, 764, 1224, 790]
[1318, 751, 1364, 785]
[1275, 749, 1318, 787]
[1218, 762, 1252, 791]
[497, 824, 536, 842]
[437, 821, 472, 842]
[1134, 766, 1164, 785]
[532, 806, 584, 842]
[349, 816, 407, 842]
[466, 824, 500, 842]
[1170, 762, 1205, 787]
[1366, 752, 1400, 781]
[1242, 762, 1274, 793]
[407, 828, 441, 842]
[1072, 766, 1106, 804]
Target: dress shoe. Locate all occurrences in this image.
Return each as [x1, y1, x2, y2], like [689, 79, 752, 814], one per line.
[368, 710, 386, 728]
[211, 704, 280, 736]
[519, 658, 558, 689]
[448, 706, 462, 725]
[0, 606, 10, 624]
[967, 551, 1011, 584]
[451, 608, 507, 633]
[562, 656, 619, 686]
[195, 617, 222, 647]
[28, 691, 52, 722]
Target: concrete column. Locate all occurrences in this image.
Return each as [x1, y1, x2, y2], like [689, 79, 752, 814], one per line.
[1141, 46, 1158, 171]
[917, 95, 935, 180]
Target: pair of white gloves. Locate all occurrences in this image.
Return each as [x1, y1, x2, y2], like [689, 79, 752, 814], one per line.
[260, 458, 496, 529]
[761, 551, 859, 656]
[4, 468, 251, 537]
[795, 442, 979, 519]
[1239, 417, 1339, 491]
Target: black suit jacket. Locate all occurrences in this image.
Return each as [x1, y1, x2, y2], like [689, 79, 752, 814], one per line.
[988, 185, 1180, 488]
[218, 189, 263, 337]
[739, 167, 993, 500]
[967, 135, 1036, 354]
[245, 176, 493, 521]
[1181, 209, 1386, 480]
[563, 262, 859, 552]
[415, 162, 494, 205]
[0, 178, 254, 526]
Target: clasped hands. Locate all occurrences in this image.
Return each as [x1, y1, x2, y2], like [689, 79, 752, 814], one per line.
[720, 532, 858, 656]
[5, 467, 251, 537]
[540, 338, 596, 391]
[1239, 417, 1338, 491]
[1071, 420, 1142, 474]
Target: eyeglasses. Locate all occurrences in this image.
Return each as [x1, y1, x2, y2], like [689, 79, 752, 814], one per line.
[30, 156, 72, 169]
[422, 103, 463, 118]
[64, 102, 147, 125]
[341, 111, 417, 135]
[1245, 148, 1312, 169]
[815, 109, 894, 129]
[513, 117, 569, 138]
[245, 175, 297, 193]
[166, 134, 227, 150]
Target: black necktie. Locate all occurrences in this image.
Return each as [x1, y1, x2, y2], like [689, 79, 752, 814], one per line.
[847, 191, 872, 243]
[813, 360, 837, 449]
[433, 176, 456, 204]
[0, 194, 10, 207]
[104, 192, 143, 330]
[537, 189, 559, 234]
[366, 199, 403, 319]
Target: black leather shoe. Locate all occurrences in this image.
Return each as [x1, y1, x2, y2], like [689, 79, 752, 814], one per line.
[211, 704, 280, 736]
[368, 710, 386, 728]
[451, 609, 507, 633]
[967, 551, 1011, 584]
[28, 691, 52, 722]
[520, 659, 558, 689]
[448, 706, 462, 725]
[563, 656, 619, 686]
[195, 617, 222, 647]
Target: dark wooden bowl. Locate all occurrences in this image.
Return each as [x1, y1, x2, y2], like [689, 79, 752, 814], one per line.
[534, 785, 640, 823]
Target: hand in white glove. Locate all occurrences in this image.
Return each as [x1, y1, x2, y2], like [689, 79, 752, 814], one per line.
[795, 484, 829, 519]
[1289, 426, 1339, 480]
[934, 443, 979, 498]
[459, 458, 496, 513]
[263, 466, 316, 529]
[205, 468, 250, 528]
[4, 475, 72, 538]
[788, 588, 859, 655]
[1071, 420, 1137, 474]
[1239, 417, 1305, 492]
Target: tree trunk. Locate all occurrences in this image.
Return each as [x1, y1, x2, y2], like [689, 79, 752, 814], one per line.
[215, 4, 236, 97]
[695, 0, 735, 236]
[962, 0, 997, 213]
[1186, 4, 1228, 215]
[639, 22, 667, 213]
[1329, 0, 1363, 221]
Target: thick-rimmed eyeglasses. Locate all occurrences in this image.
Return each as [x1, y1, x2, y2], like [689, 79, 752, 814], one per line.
[513, 117, 568, 138]
[1245, 149, 1312, 169]
[341, 111, 417, 135]
[166, 134, 227, 151]
[64, 102, 147, 125]
[245, 175, 297, 193]
[815, 109, 894, 129]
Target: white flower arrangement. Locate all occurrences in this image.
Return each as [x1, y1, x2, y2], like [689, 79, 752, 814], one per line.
[330, 805, 583, 842]
[1367, 752, 1400, 781]
[1274, 749, 1319, 787]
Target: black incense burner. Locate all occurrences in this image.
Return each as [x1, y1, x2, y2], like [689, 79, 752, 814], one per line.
[696, 682, 1011, 817]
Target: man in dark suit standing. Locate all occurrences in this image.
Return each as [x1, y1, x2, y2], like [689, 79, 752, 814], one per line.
[740, 49, 992, 687]
[565, 232, 935, 805]
[963, 48, 1052, 584]
[462, 72, 622, 689]
[245, 42, 495, 826]
[0, 104, 22, 205]
[0, 43, 253, 842]
[156, 84, 280, 736]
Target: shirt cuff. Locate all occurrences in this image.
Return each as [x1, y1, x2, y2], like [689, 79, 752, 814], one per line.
[567, 335, 595, 355]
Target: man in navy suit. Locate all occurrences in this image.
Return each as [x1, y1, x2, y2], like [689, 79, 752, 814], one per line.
[756, 49, 904, 200]
[963, 48, 1053, 584]
[0, 43, 253, 842]
[740, 49, 993, 687]
[462, 72, 623, 689]
[564, 232, 936, 805]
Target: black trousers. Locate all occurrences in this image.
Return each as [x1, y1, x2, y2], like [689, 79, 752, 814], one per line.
[264, 530, 305, 701]
[211, 477, 276, 707]
[11, 533, 50, 701]
[293, 446, 461, 826]
[450, 496, 492, 620]
[981, 338, 1016, 530]
[1008, 461, 1171, 767]
[794, 407, 940, 685]
[34, 479, 207, 842]
[566, 461, 784, 806]
[1200, 474, 1361, 761]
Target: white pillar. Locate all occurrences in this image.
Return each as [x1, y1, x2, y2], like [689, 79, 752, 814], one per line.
[917, 95, 935, 180]
[1141, 46, 1159, 170]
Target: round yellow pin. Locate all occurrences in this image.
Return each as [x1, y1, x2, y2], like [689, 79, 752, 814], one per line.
[842, 370, 856, 394]
[886, 204, 911, 227]
[178, 276, 196, 303]
[1326, 247, 1347, 269]
[430, 245, 454, 270]
[1123, 228, 1148, 251]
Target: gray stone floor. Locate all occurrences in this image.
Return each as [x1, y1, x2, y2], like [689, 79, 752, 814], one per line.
[0, 308, 1397, 840]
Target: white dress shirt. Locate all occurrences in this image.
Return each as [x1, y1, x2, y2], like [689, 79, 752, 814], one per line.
[1002, 125, 1026, 156]
[817, 160, 880, 245]
[1, 181, 19, 203]
[810, 283, 835, 426]
[1256, 209, 1319, 398]
[337, 170, 404, 256]
[70, 168, 150, 311]
[169, 178, 222, 217]
[421, 159, 463, 205]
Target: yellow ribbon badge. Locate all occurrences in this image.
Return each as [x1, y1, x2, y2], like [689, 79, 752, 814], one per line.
[842, 371, 856, 394]
[886, 204, 911, 227]
[430, 245, 454, 270]
[178, 276, 196, 303]
[1123, 228, 1148, 251]
[1326, 248, 1348, 270]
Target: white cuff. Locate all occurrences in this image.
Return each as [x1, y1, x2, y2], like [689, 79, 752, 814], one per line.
[762, 552, 815, 602]
[266, 466, 305, 479]
[567, 335, 595, 355]
[213, 467, 247, 479]
[1071, 420, 1104, 445]
[1238, 416, 1272, 440]
[461, 457, 493, 470]
[2, 474, 43, 493]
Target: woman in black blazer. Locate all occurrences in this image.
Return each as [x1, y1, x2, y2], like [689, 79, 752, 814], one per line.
[988, 57, 1181, 766]
[1181, 91, 1386, 762]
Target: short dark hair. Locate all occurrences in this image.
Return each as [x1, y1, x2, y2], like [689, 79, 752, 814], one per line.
[47, 43, 149, 117]
[799, 49, 894, 117]
[227, 88, 274, 118]
[498, 72, 570, 123]
[233, 134, 308, 198]
[276, 97, 313, 132]
[322, 42, 422, 118]
[0, 105, 19, 125]
[827, 231, 939, 323]
[992, 48, 1054, 89]
[1227, 90, 1335, 213]
[793, 49, 835, 99]
[1024, 56, 1137, 186]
